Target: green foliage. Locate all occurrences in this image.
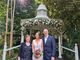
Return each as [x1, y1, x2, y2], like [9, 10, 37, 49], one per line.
[0, 0, 6, 20]
[0, 37, 3, 49]
[35, 0, 42, 3]
[0, 0, 6, 35]
[13, 0, 36, 45]
[43, 0, 80, 42]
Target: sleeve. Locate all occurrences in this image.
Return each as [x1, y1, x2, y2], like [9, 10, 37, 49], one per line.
[18, 43, 23, 57]
[41, 39, 43, 52]
[51, 36, 56, 57]
[30, 44, 32, 60]
[32, 40, 35, 53]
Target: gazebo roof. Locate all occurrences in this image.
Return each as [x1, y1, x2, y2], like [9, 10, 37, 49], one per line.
[37, 3, 47, 11]
[21, 3, 64, 33]
[35, 3, 49, 19]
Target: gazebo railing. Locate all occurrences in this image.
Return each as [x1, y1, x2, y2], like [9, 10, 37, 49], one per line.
[2, 41, 20, 60]
[2, 30, 24, 60]
[58, 36, 79, 60]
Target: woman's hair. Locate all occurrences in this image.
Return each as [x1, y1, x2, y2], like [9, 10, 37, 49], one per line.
[35, 31, 41, 38]
[25, 35, 30, 39]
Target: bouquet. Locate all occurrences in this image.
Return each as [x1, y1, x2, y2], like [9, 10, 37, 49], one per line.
[34, 49, 41, 58]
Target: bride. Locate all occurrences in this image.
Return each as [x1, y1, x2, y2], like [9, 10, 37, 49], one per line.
[32, 32, 43, 60]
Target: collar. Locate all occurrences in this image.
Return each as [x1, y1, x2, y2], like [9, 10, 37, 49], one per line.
[45, 35, 49, 38]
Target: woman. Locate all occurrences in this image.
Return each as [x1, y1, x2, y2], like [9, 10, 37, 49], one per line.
[32, 32, 43, 60]
[18, 35, 32, 60]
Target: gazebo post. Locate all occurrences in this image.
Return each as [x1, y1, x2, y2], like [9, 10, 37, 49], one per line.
[21, 26, 24, 43]
[58, 32, 63, 60]
[60, 33, 63, 54]
[58, 35, 62, 59]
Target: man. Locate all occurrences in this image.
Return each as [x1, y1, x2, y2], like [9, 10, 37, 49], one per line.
[43, 29, 56, 60]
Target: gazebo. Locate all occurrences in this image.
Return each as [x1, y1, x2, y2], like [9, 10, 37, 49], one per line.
[21, 3, 64, 43]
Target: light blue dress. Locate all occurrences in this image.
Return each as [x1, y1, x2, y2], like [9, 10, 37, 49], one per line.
[32, 39, 43, 60]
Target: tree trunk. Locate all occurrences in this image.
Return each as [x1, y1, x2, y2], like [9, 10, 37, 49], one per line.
[9, 0, 16, 56]
[4, 0, 10, 45]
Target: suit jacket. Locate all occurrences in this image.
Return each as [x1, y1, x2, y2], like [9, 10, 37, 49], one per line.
[43, 35, 56, 60]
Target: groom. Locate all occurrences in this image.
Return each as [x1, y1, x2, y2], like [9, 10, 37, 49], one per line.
[43, 29, 56, 60]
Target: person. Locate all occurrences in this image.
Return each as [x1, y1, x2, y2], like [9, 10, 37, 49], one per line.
[32, 32, 43, 60]
[42, 29, 56, 60]
[18, 35, 32, 60]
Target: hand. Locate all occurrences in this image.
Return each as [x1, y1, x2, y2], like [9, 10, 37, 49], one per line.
[51, 57, 55, 60]
[18, 57, 20, 60]
[34, 50, 41, 58]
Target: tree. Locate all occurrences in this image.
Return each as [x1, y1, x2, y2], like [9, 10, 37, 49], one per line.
[13, 0, 36, 45]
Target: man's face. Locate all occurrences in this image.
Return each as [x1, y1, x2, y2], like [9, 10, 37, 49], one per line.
[43, 29, 48, 36]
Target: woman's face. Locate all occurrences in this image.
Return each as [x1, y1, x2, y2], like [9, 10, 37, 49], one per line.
[35, 33, 40, 39]
[26, 36, 30, 42]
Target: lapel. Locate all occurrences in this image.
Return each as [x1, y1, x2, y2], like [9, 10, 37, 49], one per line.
[46, 35, 49, 45]
[43, 37, 45, 46]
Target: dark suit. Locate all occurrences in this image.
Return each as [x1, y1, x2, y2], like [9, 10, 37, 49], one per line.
[43, 35, 56, 60]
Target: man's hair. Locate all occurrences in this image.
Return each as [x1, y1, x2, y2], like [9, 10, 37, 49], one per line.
[43, 28, 49, 32]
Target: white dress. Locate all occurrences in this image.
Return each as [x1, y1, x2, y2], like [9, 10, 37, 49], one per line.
[32, 39, 43, 60]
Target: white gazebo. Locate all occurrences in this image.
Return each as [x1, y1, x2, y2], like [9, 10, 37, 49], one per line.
[21, 3, 64, 35]
[21, 4, 64, 58]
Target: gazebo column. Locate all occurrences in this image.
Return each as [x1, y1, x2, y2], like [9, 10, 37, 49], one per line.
[21, 26, 24, 43]
[58, 35, 62, 58]
[58, 33, 63, 59]
[60, 33, 63, 54]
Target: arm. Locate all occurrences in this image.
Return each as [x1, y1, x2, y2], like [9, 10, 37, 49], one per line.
[18, 57, 20, 60]
[41, 39, 43, 54]
[32, 40, 35, 54]
[41, 41, 44, 55]
[51, 36, 56, 57]
[18, 44, 22, 60]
